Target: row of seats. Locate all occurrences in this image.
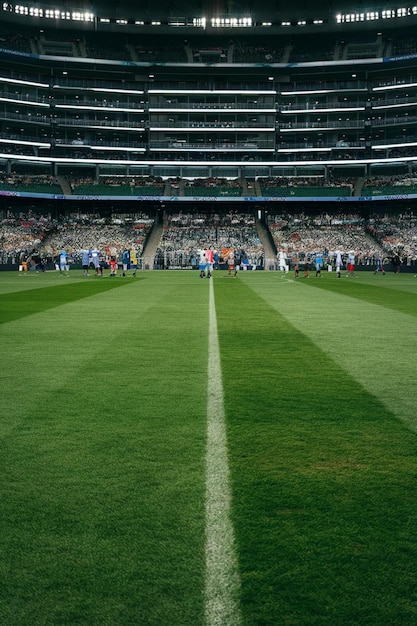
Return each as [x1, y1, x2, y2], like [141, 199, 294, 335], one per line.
[2, 27, 417, 64]
[1, 175, 417, 197]
[2, 211, 415, 266]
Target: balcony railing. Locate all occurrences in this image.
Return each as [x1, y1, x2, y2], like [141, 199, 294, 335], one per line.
[148, 102, 275, 111]
[149, 140, 273, 150]
[280, 101, 365, 112]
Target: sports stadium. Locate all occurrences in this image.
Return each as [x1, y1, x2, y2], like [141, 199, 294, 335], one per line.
[1, 1, 416, 624]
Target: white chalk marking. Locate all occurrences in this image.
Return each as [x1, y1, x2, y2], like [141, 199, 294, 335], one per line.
[204, 278, 241, 626]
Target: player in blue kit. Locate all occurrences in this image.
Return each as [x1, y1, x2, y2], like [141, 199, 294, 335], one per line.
[315, 252, 323, 277]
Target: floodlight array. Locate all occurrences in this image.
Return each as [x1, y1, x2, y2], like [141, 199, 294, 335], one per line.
[3, 1, 417, 28]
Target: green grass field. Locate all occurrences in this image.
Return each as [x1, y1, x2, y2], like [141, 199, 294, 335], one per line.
[0, 268, 416, 626]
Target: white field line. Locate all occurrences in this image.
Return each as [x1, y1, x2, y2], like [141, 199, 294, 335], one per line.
[205, 278, 241, 626]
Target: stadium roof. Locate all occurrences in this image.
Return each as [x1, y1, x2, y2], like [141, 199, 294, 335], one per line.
[63, 0, 417, 21]
[2, 0, 417, 35]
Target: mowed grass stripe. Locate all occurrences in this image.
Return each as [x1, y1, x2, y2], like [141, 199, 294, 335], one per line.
[0, 273, 209, 625]
[243, 272, 417, 432]
[205, 278, 241, 626]
[301, 272, 417, 318]
[214, 276, 417, 625]
[0, 276, 138, 324]
[0, 270, 89, 296]
[0, 276, 161, 428]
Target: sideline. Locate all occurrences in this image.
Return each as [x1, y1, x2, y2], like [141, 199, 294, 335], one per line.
[204, 278, 241, 626]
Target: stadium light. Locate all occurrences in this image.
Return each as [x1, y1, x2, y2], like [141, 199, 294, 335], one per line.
[0, 75, 48, 88]
[336, 5, 417, 23]
[211, 16, 252, 27]
[148, 89, 276, 95]
[1, 154, 416, 167]
[0, 137, 50, 147]
[373, 82, 417, 91]
[55, 104, 143, 113]
[0, 96, 49, 107]
[281, 106, 364, 113]
[372, 140, 417, 149]
[3, 0, 417, 29]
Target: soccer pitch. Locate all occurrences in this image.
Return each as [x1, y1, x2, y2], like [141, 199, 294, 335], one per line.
[0, 269, 416, 625]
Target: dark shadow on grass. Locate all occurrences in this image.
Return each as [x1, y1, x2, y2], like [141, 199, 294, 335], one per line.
[214, 277, 417, 625]
[0, 278, 142, 325]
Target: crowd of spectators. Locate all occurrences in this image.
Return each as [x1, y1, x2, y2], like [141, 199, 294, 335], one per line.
[232, 42, 284, 63]
[258, 176, 354, 197]
[1, 208, 416, 269]
[43, 213, 153, 262]
[258, 176, 354, 189]
[3, 25, 416, 67]
[135, 45, 188, 63]
[0, 28, 32, 53]
[0, 211, 153, 265]
[84, 42, 131, 62]
[391, 36, 417, 57]
[4, 173, 417, 199]
[288, 46, 336, 63]
[2, 24, 417, 67]
[183, 177, 243, 196]
[367, 212, 417, 264]
[0, 212, 55, 263]
[267, 212, 385, 265]
[156, 211, 263, 268]
[69, 176, 166, 195]
[0, 175, 62, 192]
[0, 144, 40, 157]
[362, 175, 417, 192]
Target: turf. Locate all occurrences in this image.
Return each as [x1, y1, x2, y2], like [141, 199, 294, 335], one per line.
[0, 279, 135, 324]
[216, 272, 417, 625]
[0, 272, 208, 625]
[0, 269, 416, 625]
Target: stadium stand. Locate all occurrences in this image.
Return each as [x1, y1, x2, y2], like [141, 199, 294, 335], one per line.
[1, 2, 417, 272]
